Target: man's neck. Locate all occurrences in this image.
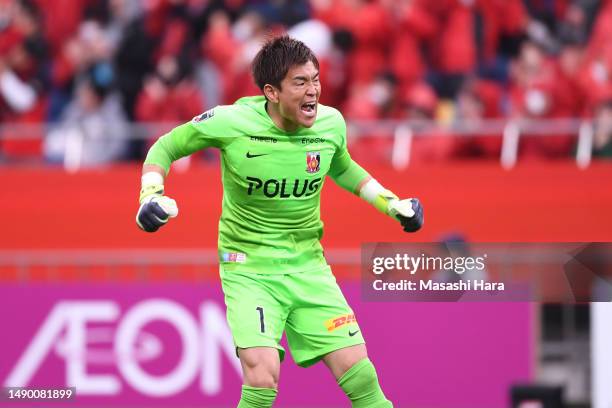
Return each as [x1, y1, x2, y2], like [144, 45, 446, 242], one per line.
[265, 101, 299, 133]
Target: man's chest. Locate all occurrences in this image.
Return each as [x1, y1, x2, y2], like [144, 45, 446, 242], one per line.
[226, 135, 336, 178]
[222, 135, 337, 199]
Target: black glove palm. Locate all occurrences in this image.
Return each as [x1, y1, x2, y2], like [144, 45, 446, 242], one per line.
[136, 195, 178, 233]
[395, 198, 424, 233]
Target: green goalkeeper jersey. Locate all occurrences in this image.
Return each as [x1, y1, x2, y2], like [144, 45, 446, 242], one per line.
[144, 95, 368, 274]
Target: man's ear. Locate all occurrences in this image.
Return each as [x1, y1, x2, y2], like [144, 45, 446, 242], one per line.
[263, 84, 279, 103]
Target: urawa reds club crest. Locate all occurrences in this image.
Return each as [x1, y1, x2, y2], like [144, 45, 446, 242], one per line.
[306, 151, 320, 173]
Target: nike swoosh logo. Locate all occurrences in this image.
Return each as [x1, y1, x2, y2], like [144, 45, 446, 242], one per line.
[246, 152, 268, 158]
[349, 330, 360, 337]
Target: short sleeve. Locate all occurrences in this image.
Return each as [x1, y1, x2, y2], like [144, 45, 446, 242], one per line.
[144, 105, 237, 172]
[328, 110, 352, 177]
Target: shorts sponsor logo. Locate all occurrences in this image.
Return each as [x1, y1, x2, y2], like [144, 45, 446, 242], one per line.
[192, 109, 215, 123]
[222, 252, 246, 263]
[306, 152, 320, 174]
[325, 313, 357, 332]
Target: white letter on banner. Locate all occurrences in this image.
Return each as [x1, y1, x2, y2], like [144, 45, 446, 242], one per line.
[116, 299, 199, 397]
[64, 302, 121, 394]
[4, 301, 120, 396]
[5, 303, 69, 387]
[200, 301, 242, 394]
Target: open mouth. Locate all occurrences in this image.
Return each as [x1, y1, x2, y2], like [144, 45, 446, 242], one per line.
[301, 102, 317, 116]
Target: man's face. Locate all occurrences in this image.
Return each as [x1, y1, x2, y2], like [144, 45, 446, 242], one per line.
[275, 61, 321, 130]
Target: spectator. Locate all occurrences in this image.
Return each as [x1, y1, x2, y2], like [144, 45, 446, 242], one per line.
[1, 0, 611, 165]
[107, 0, 153, 123]
[428, 0, 477, 98]
[135, 54, 204, 129]
[476, 0, 527, 81]
[0, 0, 48, 159]
[312, 0, 392, 85]
[44, 66, 130, 168]
[342, 72, 398, 165]
[198, 10, 236, 108]
[245, 0, 310, 27]
[388, 0, 435, 90]
[557, 2, 590, 45]
[401, 81, 455, 164]
[48, 19, 114, 120]
[556, 42, 586, 116]
[344, 71, 398, 120]
[591, 99, 612, 158]
[453, 79, 504, 159]
[225, 10, 269, 104]
[509, 40, 575, 158]
[32, 0, 97, 58]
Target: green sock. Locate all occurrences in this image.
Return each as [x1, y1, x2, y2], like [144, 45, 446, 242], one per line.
[237, 385, 278, 408]
[338, 358, 393, 408]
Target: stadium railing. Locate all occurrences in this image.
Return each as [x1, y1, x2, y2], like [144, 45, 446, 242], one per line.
[0, 118, 597, 171]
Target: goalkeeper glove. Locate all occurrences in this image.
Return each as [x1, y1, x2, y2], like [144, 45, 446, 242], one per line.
[388, 198, 424, 232]
[359, 179, 424, 233]
[136, 175, 178, 233]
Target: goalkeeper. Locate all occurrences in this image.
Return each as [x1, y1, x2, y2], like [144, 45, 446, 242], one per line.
[136, 36, 423, 408]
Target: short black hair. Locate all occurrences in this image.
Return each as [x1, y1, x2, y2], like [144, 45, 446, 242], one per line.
[251, 35, 319, 92]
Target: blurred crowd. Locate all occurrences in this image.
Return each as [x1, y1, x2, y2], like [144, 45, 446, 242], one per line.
[1, 0, 612, 166]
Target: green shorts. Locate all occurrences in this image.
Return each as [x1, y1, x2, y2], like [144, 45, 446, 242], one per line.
[220, 265, 365, 367]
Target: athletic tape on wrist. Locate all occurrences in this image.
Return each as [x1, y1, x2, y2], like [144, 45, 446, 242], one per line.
[141, 172, 164, 187]
[359, 179, 398, 214]
[140, 172, 165, 203]
[139, 185, 164, 203]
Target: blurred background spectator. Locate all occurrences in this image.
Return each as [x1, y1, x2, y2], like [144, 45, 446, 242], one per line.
[452, 78, 504, 159]
[592, 99, 612, 158]
[135, 54, 204, 143]
[1, 0, 612, 165]
[0, 0, 48, 159]
[44, 64, 129, 169]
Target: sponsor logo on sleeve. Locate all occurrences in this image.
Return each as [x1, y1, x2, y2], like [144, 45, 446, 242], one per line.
[192, 109, 215, 123]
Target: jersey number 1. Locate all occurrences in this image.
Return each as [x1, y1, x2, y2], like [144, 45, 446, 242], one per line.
[256, 306, 265, 333]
